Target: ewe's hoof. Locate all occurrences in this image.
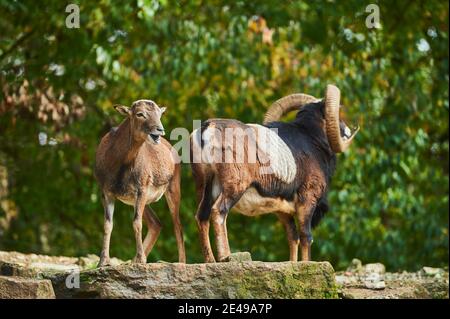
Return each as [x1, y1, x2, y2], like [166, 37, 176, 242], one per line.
[132, 256, 147, 264]
[97, 259, 111, 268]
[204, 257, 216, 263]
[218, 256, 231, 262]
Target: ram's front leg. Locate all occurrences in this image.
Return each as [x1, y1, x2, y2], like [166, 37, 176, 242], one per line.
[277, 212, 300, 262]
[132, 192, 148, 264]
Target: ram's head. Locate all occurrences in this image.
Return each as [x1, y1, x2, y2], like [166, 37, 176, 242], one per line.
[263, 84, 359, 152]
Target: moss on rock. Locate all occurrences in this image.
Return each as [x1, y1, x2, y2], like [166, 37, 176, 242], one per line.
[50, 260, 337, 299]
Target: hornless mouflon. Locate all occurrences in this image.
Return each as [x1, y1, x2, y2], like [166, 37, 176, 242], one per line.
[95, 99, 185, 267]
[190, 84, 359, 262]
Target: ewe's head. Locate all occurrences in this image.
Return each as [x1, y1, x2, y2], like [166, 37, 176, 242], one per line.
[114, 99, 166, 144]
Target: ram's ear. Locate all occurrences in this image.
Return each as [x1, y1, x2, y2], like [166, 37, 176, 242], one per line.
[160, 106, 167, 114]
[114, 105, 131, 116]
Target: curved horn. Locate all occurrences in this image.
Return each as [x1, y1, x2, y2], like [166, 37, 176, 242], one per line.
[263, 93, 320, 125]
[324, 84, 359, 153]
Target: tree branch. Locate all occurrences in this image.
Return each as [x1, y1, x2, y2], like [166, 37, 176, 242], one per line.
[0, 29, 35, 63]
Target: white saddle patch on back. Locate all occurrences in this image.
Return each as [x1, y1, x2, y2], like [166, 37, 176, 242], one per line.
[247, 124, 297, 184]
[192, 123, 297, 184]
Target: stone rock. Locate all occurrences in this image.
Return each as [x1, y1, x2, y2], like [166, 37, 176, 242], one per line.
[77, 254, 122, 269]
[419, 280, 449, 299]
[0, 275, 55, 299]
[77, 255, 101, 269]
[346, 258, 363, 273]
[363, 273, 385, 290]
[363, 263, 386, 275]
[51, 261, 338, 299]
[338, 265, 449, 299]
[2, 251, 448, 299]
[0, 250, 123, 278]
[335, 274, 359, 286]
[220, 252, 252, 263]
[421, 267, 445, 277]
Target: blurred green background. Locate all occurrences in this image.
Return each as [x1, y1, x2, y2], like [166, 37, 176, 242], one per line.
[0, 1, 448, 271]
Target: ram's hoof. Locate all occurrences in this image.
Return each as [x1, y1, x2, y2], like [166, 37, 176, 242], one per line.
[132, 255, 147, 264]
[220, 252, 252, 262]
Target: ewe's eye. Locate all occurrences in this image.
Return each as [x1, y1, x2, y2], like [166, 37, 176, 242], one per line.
[136, 112, 146, 118]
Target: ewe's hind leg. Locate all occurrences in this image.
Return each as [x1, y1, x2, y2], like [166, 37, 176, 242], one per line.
[277, 213, 300, 262]
[142, 206, 162, 257]
[98, 193, 115, 267]
[165, 165, 186, 263]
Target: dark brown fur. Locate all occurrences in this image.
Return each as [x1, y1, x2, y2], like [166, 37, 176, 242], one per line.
[190, 102, 341, 262]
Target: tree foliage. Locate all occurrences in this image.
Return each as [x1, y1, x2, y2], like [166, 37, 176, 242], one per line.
[0, 0, 448, 270]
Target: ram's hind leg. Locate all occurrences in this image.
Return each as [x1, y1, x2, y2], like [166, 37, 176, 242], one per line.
[192, 163, 216, 263]
[277, 212, 300, 262]
[212, 165, 249, 261]
[211, 190, 244, 262]
[195, 190, 215, 263]
[296, 202, 315, 261]
[212, 202, 231, 261]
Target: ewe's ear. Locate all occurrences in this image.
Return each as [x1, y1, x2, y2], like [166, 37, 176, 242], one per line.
[160, 106, 166, 114]
[114, 105, 131, 116]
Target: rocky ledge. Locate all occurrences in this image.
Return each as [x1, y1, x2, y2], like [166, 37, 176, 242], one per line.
[336, 259, 449, 299]
[0, 251, 447, 299]
[0, 251, 336, 299]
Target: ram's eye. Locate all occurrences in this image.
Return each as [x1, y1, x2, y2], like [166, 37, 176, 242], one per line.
[136, 112, 146, 118]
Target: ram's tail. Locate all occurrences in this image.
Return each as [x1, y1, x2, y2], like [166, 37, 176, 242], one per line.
[190, 127, 215, 222]
[311, 197, 329, 228]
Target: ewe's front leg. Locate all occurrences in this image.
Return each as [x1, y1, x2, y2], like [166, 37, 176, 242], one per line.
[165, 172, 186, 263]
[132, 193, 148, 264]
[98, 193, 115, 267]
